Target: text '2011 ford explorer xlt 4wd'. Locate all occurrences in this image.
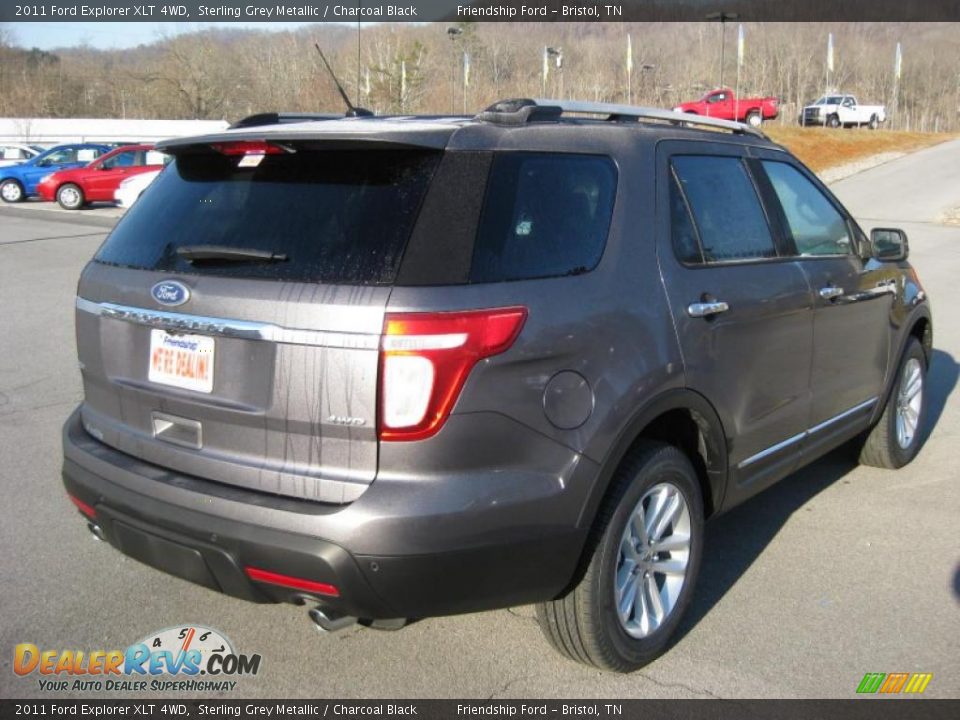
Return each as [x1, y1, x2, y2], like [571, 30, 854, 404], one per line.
[62, 99, 932, 672]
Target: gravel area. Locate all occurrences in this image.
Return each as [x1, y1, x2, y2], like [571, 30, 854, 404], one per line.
[818, 151, 906, 184]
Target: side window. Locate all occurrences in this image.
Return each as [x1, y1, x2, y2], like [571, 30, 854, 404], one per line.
[761, 161, 852, 256]
[671, 155, 776, 262]
[669, 170, 702, 264]
[42, 148, 77, 165]
[2, 147, 26, 160]
[469, 153, 617, 283]
[102, 151, 137, 169]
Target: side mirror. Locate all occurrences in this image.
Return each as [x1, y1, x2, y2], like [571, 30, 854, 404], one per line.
[871, 228, 909, 262]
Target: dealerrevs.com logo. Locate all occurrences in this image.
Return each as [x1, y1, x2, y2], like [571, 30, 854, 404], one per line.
[13, 625, 261, 693]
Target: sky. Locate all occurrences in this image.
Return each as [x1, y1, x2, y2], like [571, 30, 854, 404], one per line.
[7, 22, 318, 50]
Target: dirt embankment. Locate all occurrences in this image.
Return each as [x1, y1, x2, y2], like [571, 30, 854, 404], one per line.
[767, 127, 953, 182]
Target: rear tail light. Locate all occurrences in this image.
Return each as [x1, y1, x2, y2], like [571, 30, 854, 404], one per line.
[211, 141, 289, 156]
[379, 307, 527, 441]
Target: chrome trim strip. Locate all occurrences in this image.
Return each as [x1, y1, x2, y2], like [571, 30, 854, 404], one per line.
[738, 397, 878, 469]
[737, 432, 806, 470]
[76, 297, 380, 350]
[807, 397, 878, 436]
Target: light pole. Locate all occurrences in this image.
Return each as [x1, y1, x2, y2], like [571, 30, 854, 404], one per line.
[547, 46, 563, 99]
[706, 11, 739, 88]
[446, 26, 463, 114]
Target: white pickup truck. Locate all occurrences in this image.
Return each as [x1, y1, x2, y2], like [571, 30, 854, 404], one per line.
[801, 95, 887, 129]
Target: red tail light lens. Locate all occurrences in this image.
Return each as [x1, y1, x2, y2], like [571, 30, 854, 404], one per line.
[211, 141, 288, 156]
[379, 307, 527, 441]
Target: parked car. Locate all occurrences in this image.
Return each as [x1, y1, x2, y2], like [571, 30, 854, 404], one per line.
[0, 143, 111, 203]
[0, 143, 43, 168]
[114, 168, 163, 209]
[62, 100, 932, 672]
[36, 145, 168, 209]
[673, 87, 780, 127]
[801, 95, 887, 129]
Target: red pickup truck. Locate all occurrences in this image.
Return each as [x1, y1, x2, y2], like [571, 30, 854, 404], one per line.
[673, 88, 780, 127]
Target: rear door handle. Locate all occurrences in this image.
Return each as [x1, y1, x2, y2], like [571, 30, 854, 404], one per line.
[687, 301, 730, 318]
[819, 286, 845, 300]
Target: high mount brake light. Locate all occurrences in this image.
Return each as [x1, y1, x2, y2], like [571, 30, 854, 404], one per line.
[211, 141, 290, 156]
[378, 307, 527, 442]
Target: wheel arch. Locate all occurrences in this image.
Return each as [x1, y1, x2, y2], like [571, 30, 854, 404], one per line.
[907, 312, 933, 366]
[874, 307, 933, 423]
[578, 388, 728, 532]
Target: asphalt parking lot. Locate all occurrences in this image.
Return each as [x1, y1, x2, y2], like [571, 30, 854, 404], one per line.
[1, 143, 958, 700]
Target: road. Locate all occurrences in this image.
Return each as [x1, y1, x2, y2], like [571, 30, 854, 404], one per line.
[1, 144, 959, 700]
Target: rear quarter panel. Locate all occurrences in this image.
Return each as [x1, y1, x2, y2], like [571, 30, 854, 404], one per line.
[387, 127, 684, 468]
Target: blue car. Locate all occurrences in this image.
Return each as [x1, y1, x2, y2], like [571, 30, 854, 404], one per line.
[0, 143, 111, 203]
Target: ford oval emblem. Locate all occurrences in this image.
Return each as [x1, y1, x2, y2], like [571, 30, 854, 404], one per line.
[151, 281, 190, 307]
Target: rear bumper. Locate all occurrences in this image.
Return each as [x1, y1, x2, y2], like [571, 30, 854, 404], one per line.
[62, 408, 596, 619]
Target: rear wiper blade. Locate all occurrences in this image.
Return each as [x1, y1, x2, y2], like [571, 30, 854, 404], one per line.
[176, 245, 288, 263]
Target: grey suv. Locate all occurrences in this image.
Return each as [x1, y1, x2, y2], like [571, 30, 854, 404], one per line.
[62, 99, 932, 672]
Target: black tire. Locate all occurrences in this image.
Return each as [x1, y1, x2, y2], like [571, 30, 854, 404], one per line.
[858, 338, 927, 469]
[745, 111, 762, 128]
[868, 114, 880, 130]
[57, 183, 85, 210]
[0, 178, 25, 203]
[536, 441, 704, 672]
[827, 114, 841, 129]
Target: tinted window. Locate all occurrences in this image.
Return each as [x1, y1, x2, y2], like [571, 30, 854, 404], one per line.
[102, 151, 139, 169]
[669, 171, 702, 264]
[41, 148, 80, 164]
[671, 156, 776, 262]
[761, 161, 852, 256]
[95, 149, 440, 285]
[470, 153, 617, 282]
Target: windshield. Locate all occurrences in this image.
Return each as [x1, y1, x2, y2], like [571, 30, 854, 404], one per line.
[95, 147, 441, 285]
[816, 96, 844, 105]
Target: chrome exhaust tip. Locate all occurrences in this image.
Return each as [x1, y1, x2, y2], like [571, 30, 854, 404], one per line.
[308, 606, 357, 633]
[87, 522, 106, 542]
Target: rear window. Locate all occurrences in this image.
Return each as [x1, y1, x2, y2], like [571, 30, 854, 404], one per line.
[469, 153, 617, 283]
[95, 148, 440, 285]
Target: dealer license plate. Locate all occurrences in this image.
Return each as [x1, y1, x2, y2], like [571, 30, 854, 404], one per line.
[148, 330, 214, 394]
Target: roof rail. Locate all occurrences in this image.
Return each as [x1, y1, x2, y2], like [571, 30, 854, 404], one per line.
[476, 98, 767, 139]
[229, 112, 344, 129]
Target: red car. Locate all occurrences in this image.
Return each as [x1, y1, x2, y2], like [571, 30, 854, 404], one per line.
[673, 88, 780, 127]
[37, 144, 167, 209]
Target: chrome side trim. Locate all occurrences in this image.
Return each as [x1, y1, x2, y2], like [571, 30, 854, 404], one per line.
[806, 398, 878, 436]
[737, 432, 806, 470]
[738, 397, 878, 469]
[76, 297, 380, 350]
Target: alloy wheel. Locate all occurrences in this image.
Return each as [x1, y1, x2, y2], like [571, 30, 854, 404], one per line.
[614, 482, 691, 639]
[896, 357, 923, 449]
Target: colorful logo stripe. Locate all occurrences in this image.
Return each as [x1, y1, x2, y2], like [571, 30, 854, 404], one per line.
[857, 672, 932, 694]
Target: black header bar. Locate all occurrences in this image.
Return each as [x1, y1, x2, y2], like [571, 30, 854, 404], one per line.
[3, 0, 960, 23]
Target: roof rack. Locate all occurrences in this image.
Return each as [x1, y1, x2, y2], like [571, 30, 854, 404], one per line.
[229, 112, 344, 129]
[476, 98, 767, 139]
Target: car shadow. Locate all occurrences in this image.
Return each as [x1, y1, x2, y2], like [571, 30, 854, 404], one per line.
[921, 349, 958, 446]
[674, 347, 959, 639]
